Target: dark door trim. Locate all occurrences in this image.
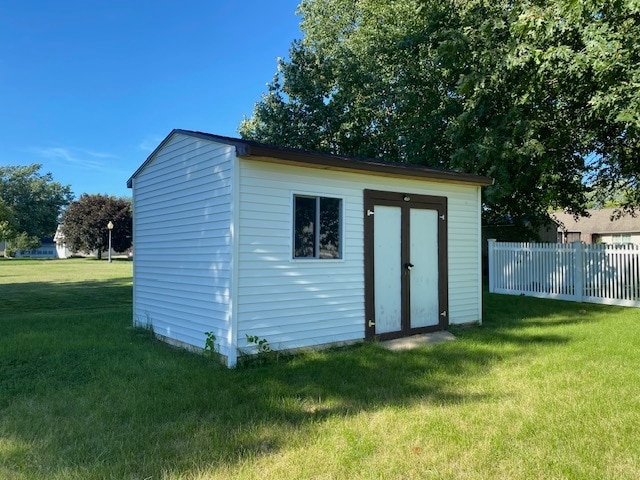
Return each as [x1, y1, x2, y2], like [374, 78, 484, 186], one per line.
[364, 189, 448, 340]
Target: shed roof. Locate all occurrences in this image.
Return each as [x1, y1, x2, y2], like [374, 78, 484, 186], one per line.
[552, 208, 640, 234]
[127, 129, 494, 188]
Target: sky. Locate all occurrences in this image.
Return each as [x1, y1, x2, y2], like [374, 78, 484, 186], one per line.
[0, 1, 302, 199]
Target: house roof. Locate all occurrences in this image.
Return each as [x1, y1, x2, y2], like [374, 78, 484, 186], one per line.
[127, 129, 494, 188]
[552, 208, 640, 234]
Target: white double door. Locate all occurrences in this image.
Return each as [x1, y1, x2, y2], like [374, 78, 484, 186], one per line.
[365, 190, 447, 339]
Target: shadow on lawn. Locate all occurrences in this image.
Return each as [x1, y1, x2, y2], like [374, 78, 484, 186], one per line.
[482, 291, 601, 329]
[1, 290, 587, 478]
[0, 277, 132, 317]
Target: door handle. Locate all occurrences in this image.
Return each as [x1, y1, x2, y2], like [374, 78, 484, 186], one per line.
[404, 262, 414, 271]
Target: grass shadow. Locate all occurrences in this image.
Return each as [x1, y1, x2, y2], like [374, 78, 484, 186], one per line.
[0, 276, 617, 478]
[1, 278, 132, 317]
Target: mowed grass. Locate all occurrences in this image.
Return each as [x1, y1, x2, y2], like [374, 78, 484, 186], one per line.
[1, 259, 640, 479]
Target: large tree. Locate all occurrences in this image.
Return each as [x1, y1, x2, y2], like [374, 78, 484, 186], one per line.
[504, 0, 640, 212]
[0, 164, 73, 254]
[0, 198, 12, 239]
[60, 194, 132, 259]
[240, 0, 640, 229]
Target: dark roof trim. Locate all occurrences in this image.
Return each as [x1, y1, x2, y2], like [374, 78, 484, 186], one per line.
[127, 129, 494, 188]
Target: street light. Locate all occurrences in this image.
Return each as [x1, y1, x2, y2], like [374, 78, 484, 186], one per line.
[107, 221, 114, 263]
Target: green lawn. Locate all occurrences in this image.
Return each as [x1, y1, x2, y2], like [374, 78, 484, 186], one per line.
[1, 259, 639, 479]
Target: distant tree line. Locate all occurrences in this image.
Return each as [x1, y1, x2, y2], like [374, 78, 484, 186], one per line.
[0, 164, 132, 258]
[0, 164, 73, 255]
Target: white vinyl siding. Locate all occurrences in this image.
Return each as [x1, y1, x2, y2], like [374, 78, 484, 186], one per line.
[132, 133, 235, 358]
[131, 132, 485, 365]
[237, 158, 483, 352]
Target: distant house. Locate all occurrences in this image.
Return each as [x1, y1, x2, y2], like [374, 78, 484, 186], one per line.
[553, 208, 640, 245]
[53, 225, 128, 258]
[53, 225, 73, 258]
[13, 237, 58, 258]
[2, 230, 77, 259]
[0, 226, 69, 258]
[127, 129, 493, 367]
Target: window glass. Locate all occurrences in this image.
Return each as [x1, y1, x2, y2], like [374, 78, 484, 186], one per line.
[613, 234, 631, 244]
[566, 232, 581, 243]
[319, 197, 341, 259]
[293, 195, 342, 259]
[294, 196, 316, 258]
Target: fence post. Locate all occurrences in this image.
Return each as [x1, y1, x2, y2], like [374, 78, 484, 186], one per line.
[488, 239, 497, 293]
[573, 241, 584, 302]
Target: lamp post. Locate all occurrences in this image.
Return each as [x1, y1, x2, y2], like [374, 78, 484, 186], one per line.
[107, 221, 114, 263]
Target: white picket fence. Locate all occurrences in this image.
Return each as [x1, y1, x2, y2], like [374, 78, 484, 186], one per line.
[487, 240, 640, 307]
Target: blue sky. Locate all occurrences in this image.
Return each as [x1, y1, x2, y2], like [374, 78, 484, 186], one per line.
[0, 1, 302, 199]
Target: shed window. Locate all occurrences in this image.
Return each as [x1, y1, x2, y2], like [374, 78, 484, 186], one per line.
[293, 195, 342, 259]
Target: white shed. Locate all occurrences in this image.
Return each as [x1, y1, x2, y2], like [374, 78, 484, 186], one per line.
[127, 130, 493, 367]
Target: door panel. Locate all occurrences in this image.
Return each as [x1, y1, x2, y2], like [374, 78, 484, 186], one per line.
[364, 189, 448, 340]
[373, 205, 402, 334]
[409, 208, 439, 328]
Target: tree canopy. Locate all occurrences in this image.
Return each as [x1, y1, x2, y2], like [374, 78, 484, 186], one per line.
[240, 0, 640, 228]
[60, 194, 132, 259]
[0, 164, 73, 252]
